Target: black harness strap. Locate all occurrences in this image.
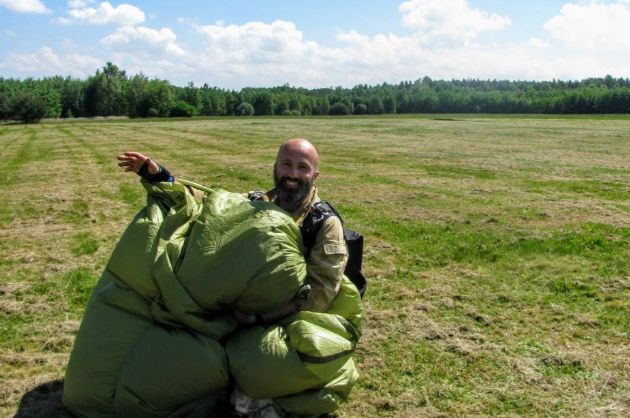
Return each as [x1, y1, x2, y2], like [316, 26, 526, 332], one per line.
[300, 201, 339, 256]
[300, 201, 366, 298]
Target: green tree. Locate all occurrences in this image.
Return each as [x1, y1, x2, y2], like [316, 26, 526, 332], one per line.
[38, 85, 62, 118]
[367, 96, 384, 114]
[274, 94, 290, 115]
[143, 79, 174, 117]
[288, 96, 302, 115]
[126, 74, 149, 118]
[314, 96, 330, 115]
[354, 103, 367, 115]
[84, 62, 128, 116]
[180, 82, 200, 110]
[199, 84, 228, 116]
[224, 91, 240, 115]
[383, 95, 397, 113]
[254, 92, 274, 115]
[60, 77, 85, 118]
[237, 102, 255, 116]
[329, 102, 350, 115]
[170, 100, 197, 117]
[4, 69, 630, 119]
[0, 94, 11, 120]
[10, 92, 48, 123]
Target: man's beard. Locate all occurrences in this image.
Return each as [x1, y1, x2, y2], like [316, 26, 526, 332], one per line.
[274, 169, 313, 213]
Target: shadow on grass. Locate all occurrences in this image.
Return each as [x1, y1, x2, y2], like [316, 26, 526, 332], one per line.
[15, 379, 73, 418]
[14, 380, 240, 418]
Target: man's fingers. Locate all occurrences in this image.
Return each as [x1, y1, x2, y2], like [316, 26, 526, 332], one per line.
[123, 151, 147, 159]
[117, 151, 149, 174]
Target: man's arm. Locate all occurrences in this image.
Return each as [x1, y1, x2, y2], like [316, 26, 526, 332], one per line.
[117, 151, 210, 204]
[117, 151, 174, 182]
[232, 216, 347, 324]
[301, 215, 348, 312]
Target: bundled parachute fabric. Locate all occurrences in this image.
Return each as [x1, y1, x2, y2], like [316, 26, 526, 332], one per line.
[176, 185, 307, 314]
[226, 277, 363, 415]
[64, 180, 307, 418]
[274, 358, 359, 416]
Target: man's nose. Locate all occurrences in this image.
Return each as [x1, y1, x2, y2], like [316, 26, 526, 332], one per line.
[287, 166, 299, 178]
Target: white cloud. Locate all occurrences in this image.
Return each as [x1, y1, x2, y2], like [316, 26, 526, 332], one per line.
[0, 47, 102, 77]
[324, 28, 628, 84]
[2, 29, 18, 37]
[193, 20, 331, 85]
[334, 31, 429, 80]
[398, 0, 511, 44]
[527, 37, 549, 49]
[196, 20, 315, 72]
[177, 17, 196, 25]
[117, 7, 624, 88]
[61, 37, 79, 49]
[544, 1, 630, 52]
[101, 26, 185, 56]
[196, 20, 317, 60]
[0, 0, 50, 14]
[57, 1, 144, 26]
[189, 18, 506, 87]
[186, 16, 538, 88]
[67, 0, 93, 8]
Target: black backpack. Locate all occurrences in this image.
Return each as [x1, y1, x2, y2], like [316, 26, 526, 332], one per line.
[300, 202, 367, 298]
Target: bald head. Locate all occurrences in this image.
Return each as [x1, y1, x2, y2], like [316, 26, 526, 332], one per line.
[273, 138, 320, 213]
[277, 138, 320, 169]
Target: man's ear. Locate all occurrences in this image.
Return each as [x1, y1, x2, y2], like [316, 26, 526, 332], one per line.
[313, 170, 320, 182]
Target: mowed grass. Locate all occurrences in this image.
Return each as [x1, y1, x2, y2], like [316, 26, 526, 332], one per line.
[0, 115, 628, 417]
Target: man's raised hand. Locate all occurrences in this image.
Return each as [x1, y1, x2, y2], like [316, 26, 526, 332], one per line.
[117, 151, 159, 175]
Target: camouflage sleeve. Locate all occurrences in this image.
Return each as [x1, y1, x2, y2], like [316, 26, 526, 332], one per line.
[300, 216, 348, 312]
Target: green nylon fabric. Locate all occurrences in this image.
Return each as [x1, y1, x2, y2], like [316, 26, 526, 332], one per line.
[176, 189, 307, 313]
[274, 359, 360, 416]
[64, 181, 308, 417]
[324, 277, 363, 333]
[64, 180, 362, 417]
[226, 277, 363, 411]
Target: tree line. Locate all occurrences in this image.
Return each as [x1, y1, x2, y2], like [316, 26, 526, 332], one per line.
[2, 63, 630, 123]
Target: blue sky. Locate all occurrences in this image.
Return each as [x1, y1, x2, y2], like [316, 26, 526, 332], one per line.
[1, 0, 630, 88]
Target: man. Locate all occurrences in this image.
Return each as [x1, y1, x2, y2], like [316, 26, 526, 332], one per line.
[117, 138, 348, 318]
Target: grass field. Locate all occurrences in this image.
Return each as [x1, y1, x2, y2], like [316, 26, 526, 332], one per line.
[0, 115, 628, 417]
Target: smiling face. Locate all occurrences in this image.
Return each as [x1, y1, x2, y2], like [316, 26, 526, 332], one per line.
[273, 138, 320, 213]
